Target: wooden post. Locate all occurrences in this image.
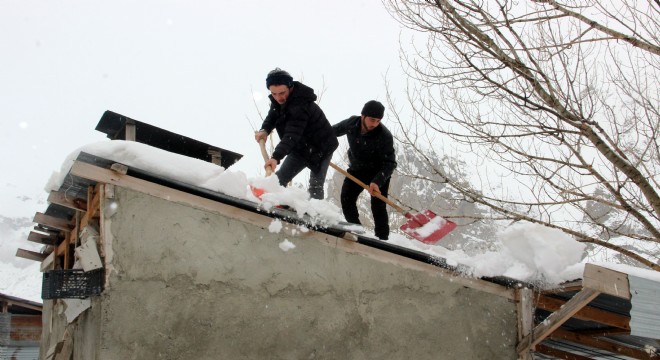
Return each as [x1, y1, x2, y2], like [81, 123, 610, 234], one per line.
[125, 119, 136, 141]
[208, 149, 222, 166]
[516, 287, 534, 360]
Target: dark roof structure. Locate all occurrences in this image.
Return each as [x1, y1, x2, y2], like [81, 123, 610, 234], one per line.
[96, 110, 243, 169]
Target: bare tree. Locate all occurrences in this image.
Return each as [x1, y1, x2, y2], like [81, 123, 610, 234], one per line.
[383, 0, 660, 270]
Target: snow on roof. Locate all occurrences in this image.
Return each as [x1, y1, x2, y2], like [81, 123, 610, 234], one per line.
[46, 140, 659, 288]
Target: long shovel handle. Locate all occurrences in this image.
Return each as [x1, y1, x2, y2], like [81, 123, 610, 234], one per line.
[259, 138, 273, 176]
[329, 162, 405, 214]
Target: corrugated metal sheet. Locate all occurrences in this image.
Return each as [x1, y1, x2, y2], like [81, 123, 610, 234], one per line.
[0, 346, 40, 360]
[0, 313, 9, 346]
[629, 274, 660, 339]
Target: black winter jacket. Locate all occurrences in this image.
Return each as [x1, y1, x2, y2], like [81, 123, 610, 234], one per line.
[260, 81, 339, 172]
[332, 116, 397, 187]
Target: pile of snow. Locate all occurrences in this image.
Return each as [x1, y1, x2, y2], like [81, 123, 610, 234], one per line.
[41, 140, 657, 289]
[390, 222, 586, 286]
[46, 140, 343, 227]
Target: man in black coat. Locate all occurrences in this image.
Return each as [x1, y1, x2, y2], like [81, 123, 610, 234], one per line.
[254, 68, 339, 200]
[333, 100, 397, 240]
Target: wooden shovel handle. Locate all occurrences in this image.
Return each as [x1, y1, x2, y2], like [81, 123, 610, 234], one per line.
[329, 162, 405, 214]
[259, 138, 272, 176]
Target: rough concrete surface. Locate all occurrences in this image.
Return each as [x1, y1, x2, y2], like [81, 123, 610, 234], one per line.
[64, 186, 519, 359]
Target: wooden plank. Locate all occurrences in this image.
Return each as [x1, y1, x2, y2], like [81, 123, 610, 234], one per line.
[54, 329, 73, 360]
[517, 287, 534, 360]
[16, 248, 47, 262]
[517, 288, 600, 354]
[41, 251, 55, 272]
[98, 184, 109, 260]
[90, 184, 102, 217]
[47, 190, 87, 212]
[69, 160, 516, 300]
[208, 149, 222, 165]
[582, 263, 630, 300]
[125, 120, 136, 141]
[537, 295, 630, 330]
[110, 163, 129, 174]
[27, 231, 58, 245]
[535, 344, 593, 360]
[33, 212, 73, 232]
[0, 299, 41, 312]
[34, 225, 59, 237]
[575, 327, 630, 336]
[62, 231, 72, 269]
[543, 280, 583, 294]
[86, 184, 101, 221]
[550, 328, 653, 360]
[80, 185, 99, 230]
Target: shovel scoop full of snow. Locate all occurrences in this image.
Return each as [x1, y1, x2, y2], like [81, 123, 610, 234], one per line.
[400, 210, 457, 244]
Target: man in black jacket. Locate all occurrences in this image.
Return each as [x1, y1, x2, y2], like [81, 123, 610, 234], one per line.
[333, 100, 397, 240]
[254, 68, 339, 200]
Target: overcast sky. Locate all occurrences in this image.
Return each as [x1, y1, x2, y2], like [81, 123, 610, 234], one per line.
[0, 0, 411, 218]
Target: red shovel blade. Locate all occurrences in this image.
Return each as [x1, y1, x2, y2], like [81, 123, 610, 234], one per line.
[400, 209, 457, 244]
[250, 185, 266, 200]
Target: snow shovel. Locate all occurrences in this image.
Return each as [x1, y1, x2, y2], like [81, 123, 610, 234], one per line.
[329, 162, 456, 244]
[250, 138, 273, 199]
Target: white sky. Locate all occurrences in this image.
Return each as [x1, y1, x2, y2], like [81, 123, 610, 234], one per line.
[0, 0, 408, 218]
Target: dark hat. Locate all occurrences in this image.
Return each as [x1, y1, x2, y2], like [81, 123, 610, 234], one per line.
[361, 100, 385, 119]
[266, 68, 294, 88]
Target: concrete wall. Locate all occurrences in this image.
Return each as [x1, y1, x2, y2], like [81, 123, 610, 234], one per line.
[54, 185, 519, 359]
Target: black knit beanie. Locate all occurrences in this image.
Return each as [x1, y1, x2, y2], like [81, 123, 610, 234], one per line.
[361, 100, 385, 119]
[266, 68, 294, 88]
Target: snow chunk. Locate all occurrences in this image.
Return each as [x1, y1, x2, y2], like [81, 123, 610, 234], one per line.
[268, 219, 283, 233]
[279, 239, 296, 252]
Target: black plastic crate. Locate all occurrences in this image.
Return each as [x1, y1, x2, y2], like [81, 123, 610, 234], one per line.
[42, 268, 104, 299]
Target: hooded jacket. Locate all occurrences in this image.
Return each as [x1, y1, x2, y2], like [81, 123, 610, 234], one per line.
[260, 81, 338, 172]
[332, 115, 397, 187]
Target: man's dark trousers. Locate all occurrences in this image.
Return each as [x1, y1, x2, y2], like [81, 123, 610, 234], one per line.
[340, 168, 391, 240]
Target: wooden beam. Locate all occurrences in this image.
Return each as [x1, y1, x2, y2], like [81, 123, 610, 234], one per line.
[33, 212, 73, 232]
[16, 248, 47, 262]
[574, 327, 630, 337]
[34, 225, 59, 237]
[544, 280, 583, 294]
[208, 149, 222, 165]
[125, 119, 136, 141]
[550, 328, 654, 359]
[534, 344, 594, 360]
[582, 263, 630, 300]
[27, 231, 58, 246]
[54, 329, 73, 360]
[517, 288, 600, 354]
[517, 288, 534, 360]
[0, 299, 41, 312]
[80, 186, 101, 230]
[110, 163, 129, 174]
[41, 251, 55, 272]
[47, 190, 87, 212]
[62, 231, 72, 269]
[537, 295, 630, 330]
